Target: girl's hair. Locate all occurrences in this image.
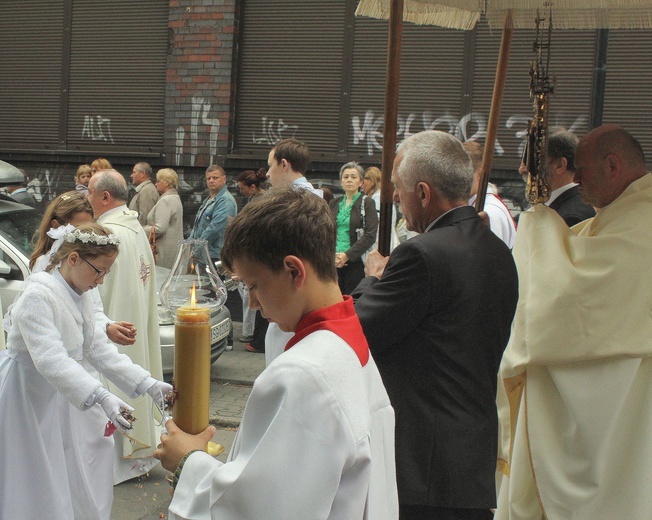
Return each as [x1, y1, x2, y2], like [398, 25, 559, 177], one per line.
[90, 157, 112, 174]
[30, 191, 93, 269]
[237, 167, 268, 188]
[75, 164, 91, 183]
[47, 222, 119, 272]
[157, 168, 179, 189]
[364, 166, 382, 195]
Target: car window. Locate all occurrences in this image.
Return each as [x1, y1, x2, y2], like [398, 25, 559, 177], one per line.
[0, 209, 40, 256]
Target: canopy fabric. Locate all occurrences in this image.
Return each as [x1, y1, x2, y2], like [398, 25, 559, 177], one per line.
[353, 0, 652, 248]
[356, 0, 652, 30]
[488, 6, 652, 30]
[355, 0, 481, 30]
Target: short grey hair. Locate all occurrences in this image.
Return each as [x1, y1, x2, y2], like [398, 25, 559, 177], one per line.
[396, 130, 473, 201]
[93, 169, 129, 202]
[134, 161, 153, 178]
[339, 161, 365, 181]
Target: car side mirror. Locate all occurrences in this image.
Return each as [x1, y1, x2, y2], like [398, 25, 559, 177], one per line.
[0, 259, 12, 275]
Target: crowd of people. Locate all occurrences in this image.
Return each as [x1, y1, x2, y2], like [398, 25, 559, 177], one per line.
[0, 123, 649, 519]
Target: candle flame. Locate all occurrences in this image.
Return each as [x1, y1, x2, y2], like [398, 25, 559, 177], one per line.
[190, 282, 197, 308]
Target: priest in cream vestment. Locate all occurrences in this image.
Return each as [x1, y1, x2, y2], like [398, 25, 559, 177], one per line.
[496, 125, 652, 519]
[88, 170, 163, 483]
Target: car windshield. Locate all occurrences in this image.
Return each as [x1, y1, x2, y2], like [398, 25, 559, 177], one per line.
[0, 209, 40, 256]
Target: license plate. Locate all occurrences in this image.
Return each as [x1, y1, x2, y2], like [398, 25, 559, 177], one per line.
[211, 319, 230, 344]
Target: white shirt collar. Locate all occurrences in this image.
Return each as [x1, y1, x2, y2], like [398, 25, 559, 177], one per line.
[545, 182, 577, 206]
[424, 206, 461, 232]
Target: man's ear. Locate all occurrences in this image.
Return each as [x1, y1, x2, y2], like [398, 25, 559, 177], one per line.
[549, 157, 567, 176]
[416, 181, 431, 208]
[605, 153, 621, 178]
[283, 255, 307, 288]
[280, 158, 290, 172]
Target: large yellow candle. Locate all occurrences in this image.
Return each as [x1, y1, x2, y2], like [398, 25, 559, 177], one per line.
[173, 304, 211, 434]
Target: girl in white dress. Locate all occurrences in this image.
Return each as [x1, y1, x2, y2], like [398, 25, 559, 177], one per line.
[0, 222, 171, 520]
[29, 190, 137, 345]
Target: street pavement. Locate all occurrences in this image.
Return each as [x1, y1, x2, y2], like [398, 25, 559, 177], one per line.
[111, 321, 266, 519]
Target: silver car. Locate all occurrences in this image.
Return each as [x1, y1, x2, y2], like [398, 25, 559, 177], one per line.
[156, 264, 231, 379]
[0, 197, 231, 379]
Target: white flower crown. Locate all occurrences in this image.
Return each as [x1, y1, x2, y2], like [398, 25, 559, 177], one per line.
[64, 229, 120, 246]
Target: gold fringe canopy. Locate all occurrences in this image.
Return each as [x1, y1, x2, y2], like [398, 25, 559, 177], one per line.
[355, 0, 481, 30]
[356, 0, 652, 30]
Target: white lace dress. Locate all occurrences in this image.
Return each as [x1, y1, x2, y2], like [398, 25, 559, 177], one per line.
[0, 271, 150, 519]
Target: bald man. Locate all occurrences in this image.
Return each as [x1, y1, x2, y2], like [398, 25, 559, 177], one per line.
[496, 125, 652, 520]
[87, 169, 163, 483]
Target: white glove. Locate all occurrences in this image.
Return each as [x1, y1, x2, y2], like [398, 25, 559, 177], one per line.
[146, 380, 174, 411]
[94, 387, 135, 432]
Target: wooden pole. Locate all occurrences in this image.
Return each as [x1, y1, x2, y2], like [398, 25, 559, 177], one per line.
[475, 9, 513, 213]
[378, 0, 403, 256]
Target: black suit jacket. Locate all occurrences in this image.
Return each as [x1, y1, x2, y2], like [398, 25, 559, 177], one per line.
[549, 185, 595, 226]
[353, 206, 518, 509]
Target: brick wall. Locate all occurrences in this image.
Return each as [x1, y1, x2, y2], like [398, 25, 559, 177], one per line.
[165, 0, 238, 169]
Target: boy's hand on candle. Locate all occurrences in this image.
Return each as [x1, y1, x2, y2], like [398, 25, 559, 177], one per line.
[154, 419, 217, 471]
[107, 321, 137, 345]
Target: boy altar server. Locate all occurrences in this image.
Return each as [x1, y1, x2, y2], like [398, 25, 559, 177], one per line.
[155, 186, 398, 520]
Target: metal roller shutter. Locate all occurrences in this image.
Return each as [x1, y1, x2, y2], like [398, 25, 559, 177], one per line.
[348, 16, 467, 163]
[0, 1, 65, 151]
[232, 0, 347, 159]
[602, 29, 652, 161]
[472, 18, 596, 173]
[65, 0, 168, 153]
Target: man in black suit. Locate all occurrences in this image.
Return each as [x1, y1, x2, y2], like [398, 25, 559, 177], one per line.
[353, 130, 519, 520]
[520, 129, 596, 226]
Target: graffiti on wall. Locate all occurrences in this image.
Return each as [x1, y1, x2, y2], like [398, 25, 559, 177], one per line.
[252, 117, 299, 145]
[175, 96, 220, 166]
[351, 109, 587, 157]
[246, 109, 587, 157]
[175, 127, 186, 166]
[81, 115, 115, 144]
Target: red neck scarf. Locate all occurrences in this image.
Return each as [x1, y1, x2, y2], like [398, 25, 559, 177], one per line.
[284, 296, 369, 367]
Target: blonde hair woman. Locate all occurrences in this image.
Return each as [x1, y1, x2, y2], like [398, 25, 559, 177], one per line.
[143, 168, 184, 268]
[90, 157, 112, 175]
[362, 166, 400, 251]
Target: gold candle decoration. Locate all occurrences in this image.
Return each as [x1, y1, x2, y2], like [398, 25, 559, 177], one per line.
[173, 283, 211, 435]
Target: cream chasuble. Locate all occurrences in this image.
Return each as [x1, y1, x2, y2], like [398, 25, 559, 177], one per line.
[98, 208, 163, 483]
[495, 173, 652, 520]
